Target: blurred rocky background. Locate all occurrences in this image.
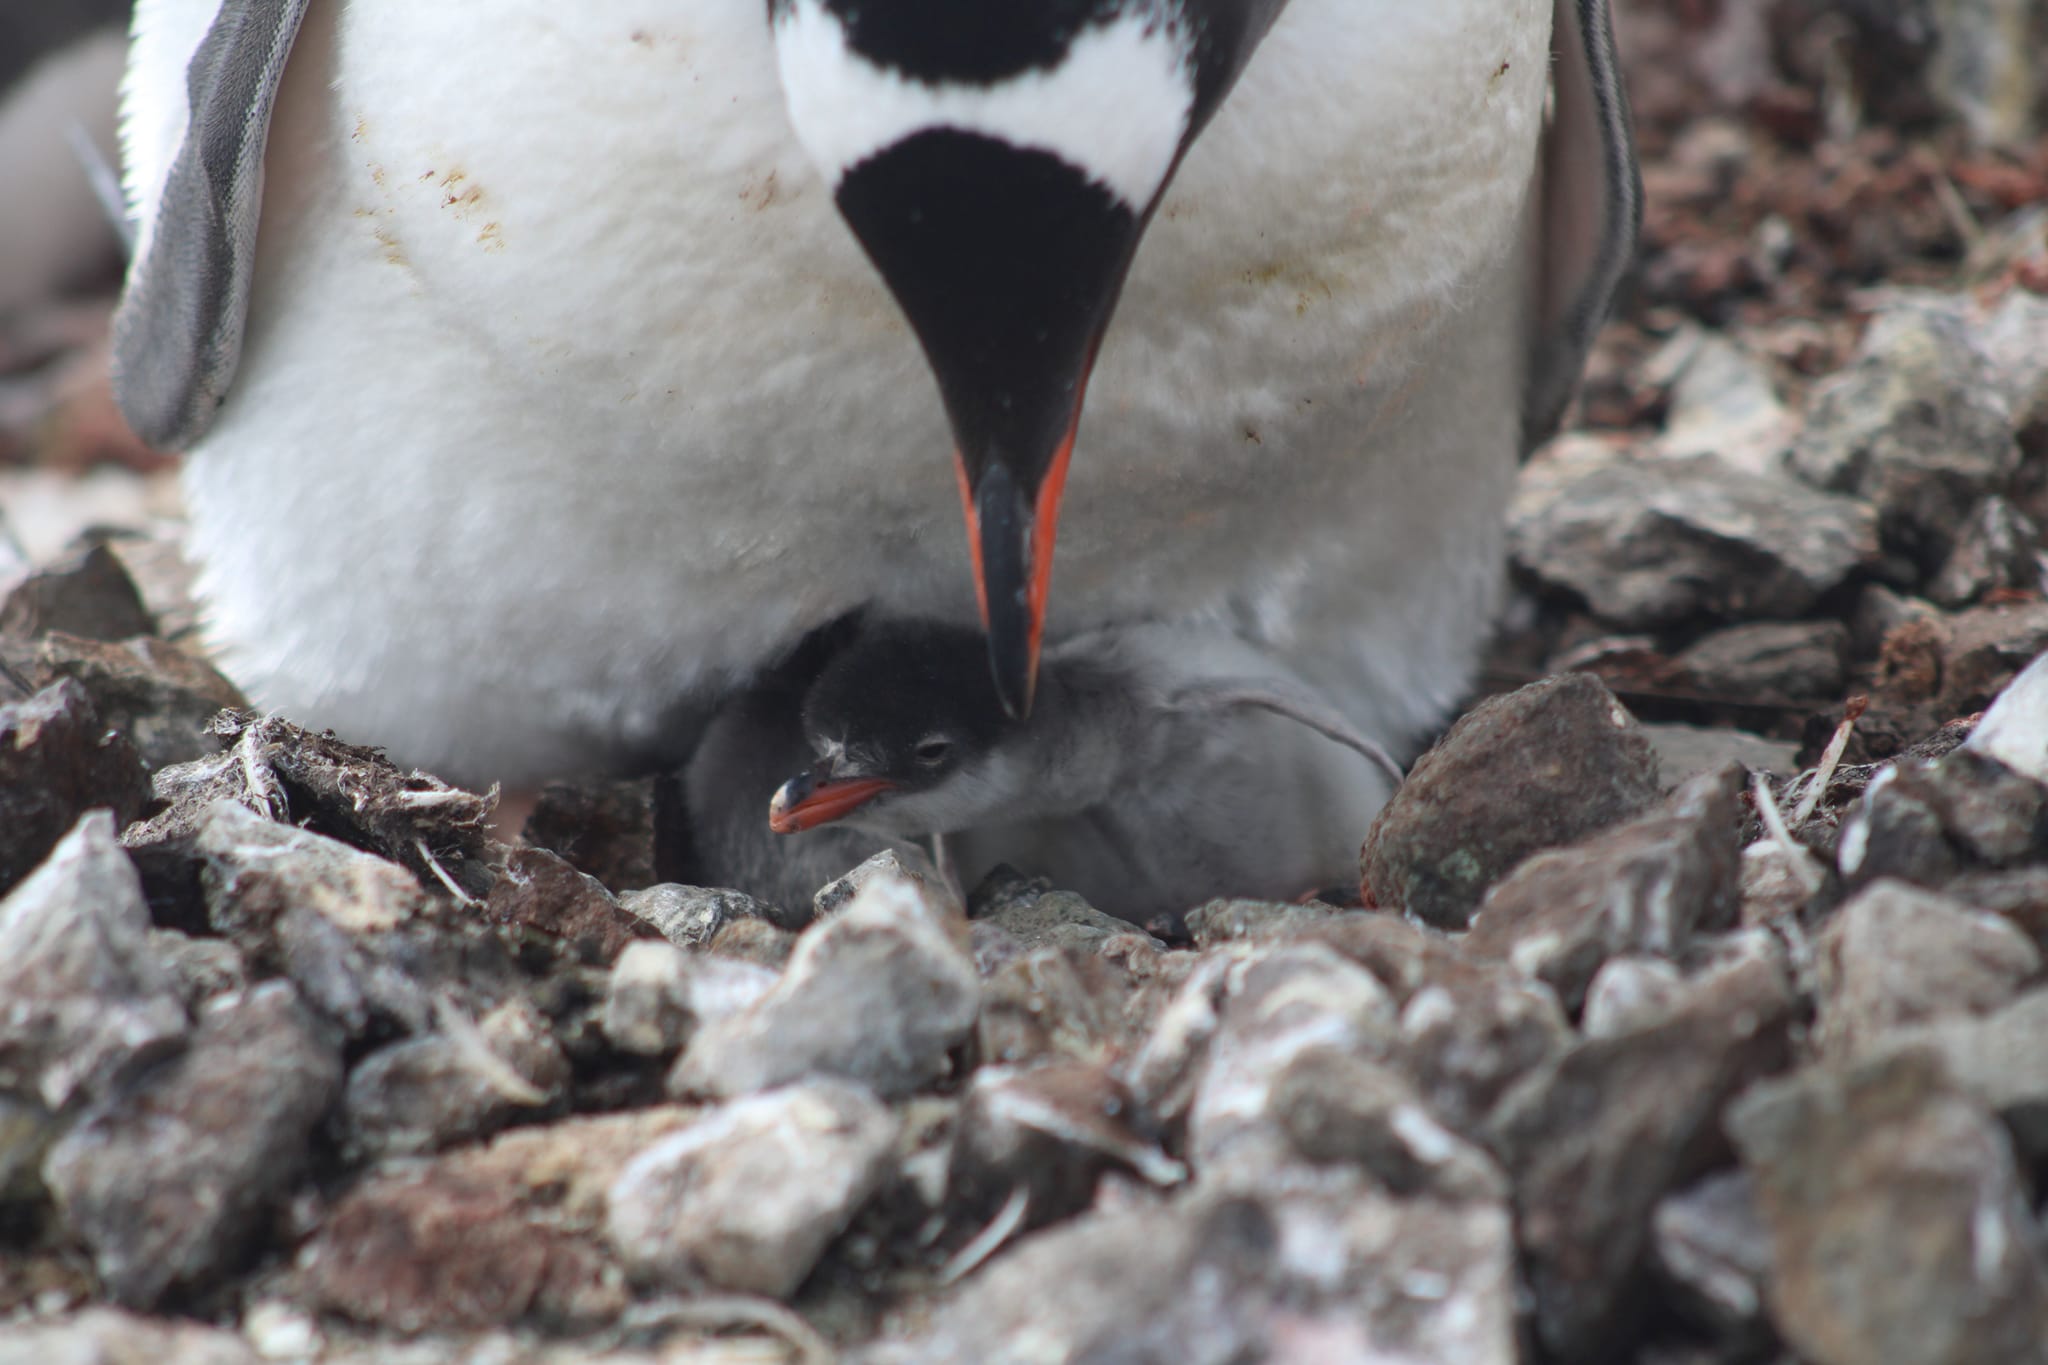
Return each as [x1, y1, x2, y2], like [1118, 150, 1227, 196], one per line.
[4, 1, 2048, 1362]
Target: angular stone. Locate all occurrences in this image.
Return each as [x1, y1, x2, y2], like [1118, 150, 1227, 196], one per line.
[0, 541, 153, 641]
[606, 1079, 895, 1297]
[1397, 959, 1574, 1139]
[1487, 935, 1796, 1360]
[1789, 304, 2023, 574]
[1875, 988, 2048, 1162]
[1815, 879, 2039, 1057]
[1927, 497, 2043, 608]
[486, 847, 654, 965]
[948, 1061, 1183, 1230]
[0, 811, 185, 1109]
[1653, 1171, 1773, 1344]
[617, 882, 782, 949]
[298, 1109, 687, 1332]
[975, 945, 1129, 1069]
[1966, 647, 2048, 787]
[342, 997, 571, 1160]
[0, 1309, 259, 1365]
[1729, 1049, 2048, 1365]
[1675, 620, 1849, 701]
[1, 632, 244, 773]
[1643, 723, 1801, 788]
[1268, 1049, 1507, 1201]
[966, 867, 1153, 952]
[1466, 766, 1744, 1013]
[195, 799, 427, 938]
[1510, 446, 1877, 627]
[0, 677, 147, 894]
[1582, 956, 1689, 1038]
[1838, 749, 2048, 890]
[1362, 673, 1663, 929]
[704, 915, 797, 970]
[670, 856, 978, 1099]
[1184, 897, 1338, 947]
[598, 941, 778, 1058]
[45, 981, 342, 1307]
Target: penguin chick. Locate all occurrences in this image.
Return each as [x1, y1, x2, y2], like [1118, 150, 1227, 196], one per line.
[770, 620, 1404, 924]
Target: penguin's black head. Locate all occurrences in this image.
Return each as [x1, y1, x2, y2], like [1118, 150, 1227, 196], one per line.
[769, 0, 1284, 721]
[768, 621, 1017, 834]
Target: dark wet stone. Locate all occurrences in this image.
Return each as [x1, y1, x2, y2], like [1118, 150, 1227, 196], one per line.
[0, 541, 154, 641]
[1, 632, 244, 773]
[0, 677, 147, 895]
[485, 847, 656, 966]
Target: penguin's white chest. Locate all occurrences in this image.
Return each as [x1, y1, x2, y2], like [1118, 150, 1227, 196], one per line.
[139, 0, 1552, 782]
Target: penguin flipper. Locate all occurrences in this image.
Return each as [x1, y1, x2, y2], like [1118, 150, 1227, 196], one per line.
[1522, 0, 1641, 451]
[111, 0, 310, 450]
[1166, 679, 1407, 791]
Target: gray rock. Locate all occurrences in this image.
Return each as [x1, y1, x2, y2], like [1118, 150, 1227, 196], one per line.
[1815, 879, 2039, 1057]
[870, 1188, 1519, 1365]
[815, 847, 956, 922]
[0, 677, 147, 895]
[146, 928, 249, 1010]
[1184, 944, 1399, 1178]
[485, 846, 653, 965]
[606, 1079, 896, 1297]
[1675, 621, 1850, 701]
[45, 981, 342, 1307]
[1966, 646, 2048, 786]
[1487, 933, 1796, 1360]
[1653, 1170, 1774, 1345]
[342, 997, 571, 1160]
[975, 945, 1128, 1069]
[1185, 897, 1338, 947]
[1397, 959, 1575, 1139]
[1362, 673, 1664, 930]
[0, 541, 154, 641]
[599, 940, 779, 1057]
[948, 1061, 1184, 1229]
[670, 855, 979, 1099]
[967, 866, 1155, 951]
[1728, 1048, 2048, 1365]
[1838, 750, 2048, 890]
[1739, 840, 1826, 928]
[1874, 988, 2048, 1161]
[0, 1308, 260, 1365]
[1927, 497, 2044, 608]
[1789, 307, 2023, 575]
[0, 811, 186, 1110]
[1644, 722, 1801, 787]
[1582, 955, 1690, 1038]
[1466, 766, 1744, 1013]
[617, 882, 782, 947]
[1509, 446, 1877, 627]
[1269, 1048, 1507, 1201]
[194, 799, 427, 939]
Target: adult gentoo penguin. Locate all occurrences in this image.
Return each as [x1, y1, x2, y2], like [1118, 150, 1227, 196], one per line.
[115, 1, 1637, 788]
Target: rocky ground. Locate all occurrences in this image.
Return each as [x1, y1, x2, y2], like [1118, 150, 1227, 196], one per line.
[5, 2, 2048, 1363]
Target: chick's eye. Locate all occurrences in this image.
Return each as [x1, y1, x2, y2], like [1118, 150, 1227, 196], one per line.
[913, 735, 953, 766]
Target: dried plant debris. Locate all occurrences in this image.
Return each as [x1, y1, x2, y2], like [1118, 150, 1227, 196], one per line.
[6, 2, 2048, 1361]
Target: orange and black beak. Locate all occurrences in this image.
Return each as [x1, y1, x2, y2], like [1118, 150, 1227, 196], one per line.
[768, 763, 898, 834]
[834, 128, 1141, 718]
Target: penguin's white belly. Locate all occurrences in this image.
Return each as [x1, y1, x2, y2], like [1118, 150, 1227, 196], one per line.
[138, 0, 1551, 784]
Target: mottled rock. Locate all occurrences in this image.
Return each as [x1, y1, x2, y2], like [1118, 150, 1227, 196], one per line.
[976, 945, 1127, 1068]
[486, 847, 654, 965]
[1269, 1049, 1507, 1201]
[1927, 497, 2043, 607]
[520, 776, 660, 892]
[194, 799, 426, 939]
[1675, 621, 1849, 700]
[815, 847, 957, 922]
[146, 928, 248, 1010]
[1466, 766, 1744, 1012]
[1838, 749, 2048, 889]
[0, 541, 153, 641]
[1653, 1171, 1773, 1345]
[1487, 934, 1796, 1359]
[1789, 307, 2024, 574]
[298, 1108, 688, 1331]
[1363, 673, 1663, 930]
[671, 856, 978, 1099]
[45, 982, 342, 1307]
[1184, 944, 1399, 1178]
[1, 632, 244, 772]
[1582, 956, 1690, 1038]
[948, 1062, 1183, 1229]
[1184, 897, 1338, 947]
[1729, 1049, 2048, 1365]
[598, 941, 778, 1058]
[606, 1079, 895, 1297]
[1875, 988, 2048, 1161]
[704, 915, 797, 970]
[0, 811, 185, 1109]
[0, 678, 147, 894]
[871, 1190, 1518, 1365]
[967, 866, 1151, 952]
[1398, 959, 1575, 1138]
[1816, 879, 2039, 1056]
[617, 882, 781, 948]
[1509, 446, 1877, 627]
[342, 997, 571, 1159]
[0, 1309, 259, 1365]
[1644, 723, 1801, 787]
